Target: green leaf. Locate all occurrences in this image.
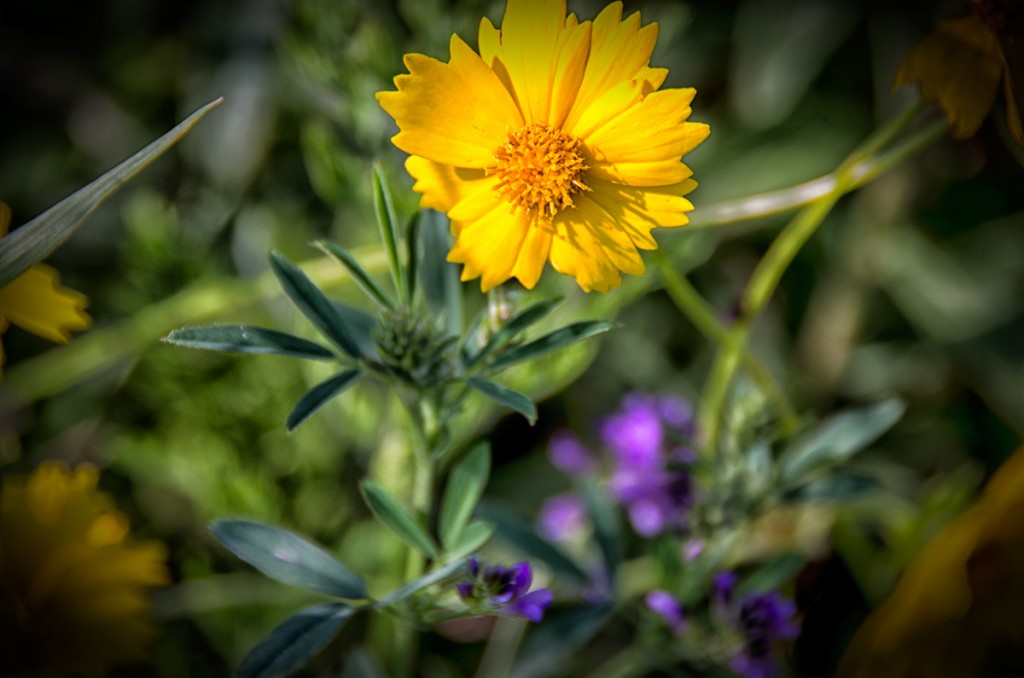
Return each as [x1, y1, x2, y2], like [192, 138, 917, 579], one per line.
[331, 302, 380, 360]
[376, 558, 468, 608]
[419, 209, 462, 338]
[439, 443, 491, 548]
[511, 603, 614, 678]
[164, 325, 336, 360]
[580, 479, 621, 582]
[404, 212, 420, 303]
[467, 377, 537, 424]
[735, 553, 806, 598]
[784, 471, 881, 502]
[476, 502, 589, 585]
[779, 398, 906, 485]
[210, 519, 367, 599]
[444, 520, 495, 561]
[490, 321, 615, 371]
[237, 602, 354, 678]
[0, 98, 223, 288]
[360, 480, 439, 559]
[286, 369, 362, 431]
[372, 166, 407, 303]
[315, 240, 394, 310]
[470, 297, 562, 367]
[269, 251, 362, 359]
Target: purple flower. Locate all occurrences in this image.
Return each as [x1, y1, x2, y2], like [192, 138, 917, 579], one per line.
[711, 572, 800, 678]
[600, 393, 665, 468]
[547, 430, 596, 476]
[712, 571, 739, 605]
[646, 589, 686, 634]
[457, 558, 553, 623]
[658, 395, 695, 434]
[537, 492, 587, 542]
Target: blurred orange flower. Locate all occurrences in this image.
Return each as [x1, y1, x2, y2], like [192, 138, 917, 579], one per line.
[839, 447, 1024, 677]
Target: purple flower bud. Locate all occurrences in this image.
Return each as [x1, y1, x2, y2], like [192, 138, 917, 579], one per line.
[538, 492, 587, 542]
[548, 430, 596, 476]
[458, 558, 552, 623]
[658, 395, 694, 432]
[713, 571, 739, 605]
[600, 393, 664, 468]
[507, 588, 553, 622]
[682, 539, 705, 561]
[646, 589, 686, 633]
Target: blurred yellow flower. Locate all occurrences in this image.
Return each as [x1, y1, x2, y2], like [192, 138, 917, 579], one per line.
[894, 1, 1023, 145]
[377, 0, 709, 292]
[0, 462, 170, 676]
[0, 203, 91, 377]
[838, 447, 1024, 678]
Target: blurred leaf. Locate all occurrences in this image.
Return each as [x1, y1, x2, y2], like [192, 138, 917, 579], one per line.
[490, 321, 615, 371]
[445, 520, 495, 561]
[316, 240, 394, 310]
[467, 377, 537, 424]
[779, 399, 905, 485]
[511, 602, 614, 678]
[376, 558, 468, 607]
[784, 471, 882, 502]
[237, 602, 355, 678]
[360, 480, 439, 559]
[210, 519, 367, 599]
[270, 250, 363, 359]
[580, 479, 621, 583]
[372, 166, 407, 302]
[0, 98, 223, 288]
[735, 553, 805, 597]
[164, 325, 336, 360]
[477, 502, 589, 585]
[439, 443, 491, 548]
[470, 297, 563, 367]
[404, 212, 419, 303]
[286, 369, 362, 431]
[419, 209, 462, 337]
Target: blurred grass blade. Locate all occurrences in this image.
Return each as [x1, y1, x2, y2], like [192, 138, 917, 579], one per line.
[237, 602, 354, 678]
[270, 250, 362, 359]
[735, 553, 805, 597]
[439, 443, 491, 548]
[470, 297, 563, 367]
[419, 209, 462, 337]
[286, 369, 362, 431]
[164, 325, 336, 360]
[315, 240, 394, 310]
[580, 479, 621, 583]
[0, 97, 223, 288]
[372, 166, 407, 302]
[404, 212, 420, 303]
[360, 480, 439, 559]
[445, 520, 494, 561]
[376, 558, 468, 608]
[476, 502, 588, 585]
[467, 377, 537, 425]
[490, 321, 615, 371]
[511, 603, 615, 678]
[210, 519, 368, 599]
[779, 398, 906, 484]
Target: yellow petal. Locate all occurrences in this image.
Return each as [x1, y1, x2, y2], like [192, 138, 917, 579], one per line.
[405, 155, 489, 214]
[510, 222, 554, 290]
[377, 34, 523, 168]
[564, 3, 660, 131]
[496, 0, 571, 125]
[893, 15, 1003, 139]
[447, 186, 531, 291]
[586, 155, 695, 187]
[585, 88, 709, 163]
[588, 178, 697, 250]
[550, 194, 644, 293]
[0, 263, 91, 344]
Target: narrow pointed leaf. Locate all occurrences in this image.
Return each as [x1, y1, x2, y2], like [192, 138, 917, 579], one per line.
[419, 209, 462, 337]
[490, 321, 615, 371]
[360, 480, 439, 559]
[470, 297, 563, 367]
[376, 558, 468, 608]
[211, 519, 367, 599]
[237, 602, 354, 678]
[439, 443, 491, 548]
[779, 399, 905, 485]
[270, 251, 362, 359]
[0, 98, 223, 288]
[315, 240, 394, 310]
[467, 377, 537, 424]
[444, 520, 495, 561]
[164, 325, 336, 360]
[476, 502, 588, 584]
[580, 479, 621, 581]
[331, 302, 379, 360]
[404, 212, 420, 303]
[286, 369, 362, 431]
[372, 166, 406, 302]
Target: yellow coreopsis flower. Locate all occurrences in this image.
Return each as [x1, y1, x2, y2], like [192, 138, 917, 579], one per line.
[894, 0, 1023, 145]
[0, 202, 91, 377]
[0, 462, 170, 676]
[377, 0, 710, 292]
[838, 447, 1024, 678]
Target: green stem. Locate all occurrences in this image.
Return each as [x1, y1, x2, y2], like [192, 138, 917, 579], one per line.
[697, 100, 939, 453]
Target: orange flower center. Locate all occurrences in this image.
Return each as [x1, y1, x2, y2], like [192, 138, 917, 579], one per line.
[491, 124, 591, 218]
